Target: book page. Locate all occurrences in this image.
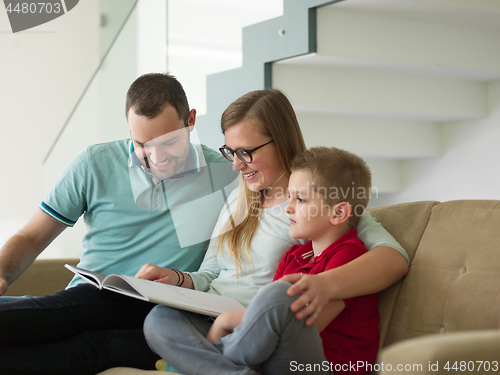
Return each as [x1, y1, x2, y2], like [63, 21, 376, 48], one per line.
[65, 264, 245, 317]
[98, 275, 149, 301]
[64, 264, 107, 288]
[118, 275, 245, 317]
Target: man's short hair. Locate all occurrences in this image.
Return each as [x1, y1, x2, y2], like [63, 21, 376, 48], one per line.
[125, 73, 190, 125]
[291, 147, 372, 227]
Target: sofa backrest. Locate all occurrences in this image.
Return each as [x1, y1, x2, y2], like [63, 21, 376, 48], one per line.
[5, 258, 79, 296]
[368, 201, 439, 348]
[381, 200, 500, 347]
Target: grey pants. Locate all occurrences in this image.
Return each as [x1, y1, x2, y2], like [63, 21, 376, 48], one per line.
[144, 281, 332, 375]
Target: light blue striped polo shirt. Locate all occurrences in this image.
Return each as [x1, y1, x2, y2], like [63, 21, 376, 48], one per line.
[40, 139, 239, 288]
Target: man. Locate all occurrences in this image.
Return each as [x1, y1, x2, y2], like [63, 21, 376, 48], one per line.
[0, 73, 239, 374]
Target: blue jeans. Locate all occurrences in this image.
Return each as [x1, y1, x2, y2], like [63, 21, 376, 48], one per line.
[0, 284, 160, 374]
[144, 281, 332, 375]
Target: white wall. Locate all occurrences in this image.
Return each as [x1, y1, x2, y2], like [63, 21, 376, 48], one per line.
[41, 3, 140, 259]
[167, 0, 283, 116]
[0, 0, 145, 258]
[137, 0, 167, 75]
[0, 1, 100, 251]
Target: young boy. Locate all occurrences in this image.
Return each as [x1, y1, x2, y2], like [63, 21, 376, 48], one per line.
[150, 147, 379, 375]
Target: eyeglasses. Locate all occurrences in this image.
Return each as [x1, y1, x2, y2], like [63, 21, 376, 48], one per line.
[219, 140, 274, 164]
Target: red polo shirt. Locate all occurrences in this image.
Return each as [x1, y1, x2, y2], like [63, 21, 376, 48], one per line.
[273, 228, 379, 374]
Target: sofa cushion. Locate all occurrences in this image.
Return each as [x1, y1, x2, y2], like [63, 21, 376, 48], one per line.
[384, 200, 500, 346]
[378, 329, 500, 375]
[368, 201, 439, 348]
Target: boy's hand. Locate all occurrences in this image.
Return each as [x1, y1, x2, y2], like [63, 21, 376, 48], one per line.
[206, 310, 245, 343]
[135, 264, 177, 285]
[279, 273, 331, 326]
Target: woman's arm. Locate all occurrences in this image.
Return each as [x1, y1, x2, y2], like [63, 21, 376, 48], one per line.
[356, 210, 409, 263]
[281, 245, 408, 325]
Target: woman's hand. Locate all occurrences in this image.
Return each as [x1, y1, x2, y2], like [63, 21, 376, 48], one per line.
[279, 273, 331, 326]
[135, 264, 178, 285]
[206, 310, 245, 343]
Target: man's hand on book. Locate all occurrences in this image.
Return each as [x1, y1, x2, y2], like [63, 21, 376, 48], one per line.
[206, 310, 245, 343]
[135, 264, 177, 285]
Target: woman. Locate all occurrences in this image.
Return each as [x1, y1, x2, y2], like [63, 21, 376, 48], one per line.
[140, 89, 408, 372]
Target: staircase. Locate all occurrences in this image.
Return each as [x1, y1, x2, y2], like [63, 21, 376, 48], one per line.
[200, 0, 500, 203]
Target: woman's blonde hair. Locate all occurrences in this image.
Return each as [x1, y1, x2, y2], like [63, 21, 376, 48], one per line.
[215, 89, 306, 275]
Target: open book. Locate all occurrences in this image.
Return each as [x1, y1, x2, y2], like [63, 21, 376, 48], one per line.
[65, 264, 245, 317]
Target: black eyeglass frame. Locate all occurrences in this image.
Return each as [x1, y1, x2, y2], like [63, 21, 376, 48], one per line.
[219, 140, 274, 164]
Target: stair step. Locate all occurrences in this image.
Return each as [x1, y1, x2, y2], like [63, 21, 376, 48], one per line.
[295, 113, 442, 159]
[273, 62, 487, 121]
[276, 53, 500, 83]
[317, 1, 500, 77]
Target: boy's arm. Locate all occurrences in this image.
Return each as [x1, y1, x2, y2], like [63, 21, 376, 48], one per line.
[0, 210, 66, 295]
[206, 310, 245, 343]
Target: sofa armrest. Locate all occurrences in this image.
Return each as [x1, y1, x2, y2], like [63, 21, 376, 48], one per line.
[376, 330, 500, 374]
[4, 258, 80, 297]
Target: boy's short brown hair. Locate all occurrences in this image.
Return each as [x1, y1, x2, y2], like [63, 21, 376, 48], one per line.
[291, 147, 372, 227]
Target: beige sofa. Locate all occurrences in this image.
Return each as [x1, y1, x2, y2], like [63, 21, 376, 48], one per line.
[7, 200, 500, 375]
